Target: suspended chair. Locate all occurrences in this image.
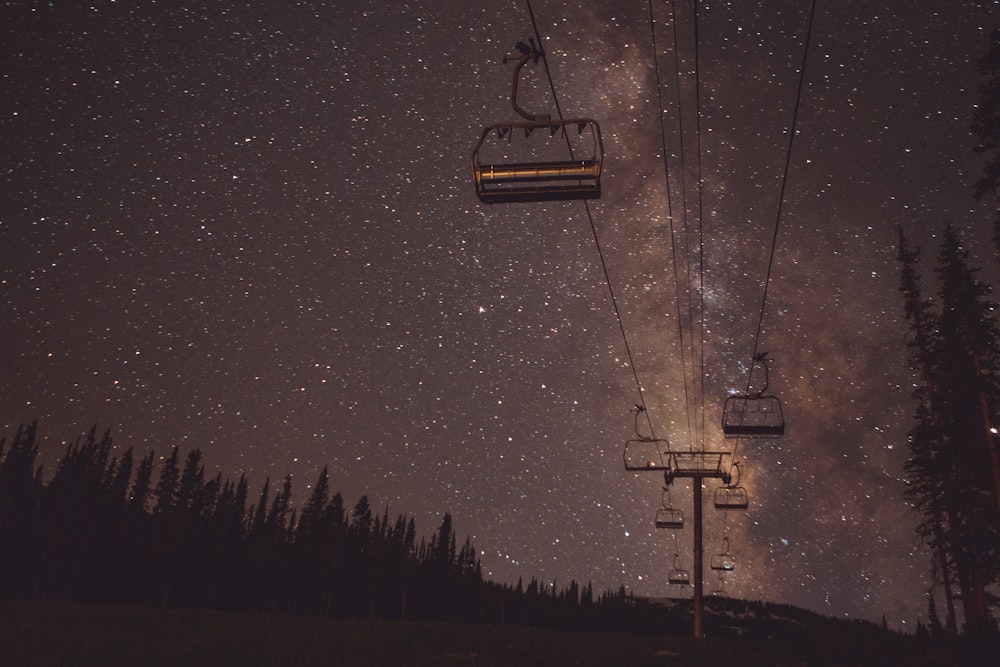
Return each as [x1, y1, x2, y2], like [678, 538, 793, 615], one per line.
[623, 405, 671, 471]
[710, 537, 736, 572]
[471, 39, 604, 204]
[655, 487, 684, 530]
[714, 461, 749, 510]
[711, 573, 729, 597]
[722, 352, 785, 437]
[667, 554, 690, 586]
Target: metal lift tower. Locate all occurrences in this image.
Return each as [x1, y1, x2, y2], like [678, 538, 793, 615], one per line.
[625, 438, 734, 639]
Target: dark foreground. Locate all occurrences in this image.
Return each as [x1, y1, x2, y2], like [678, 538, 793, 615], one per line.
[0, 598, 978, 666]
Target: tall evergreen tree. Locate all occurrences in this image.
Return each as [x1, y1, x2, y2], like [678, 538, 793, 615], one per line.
[264, 474, 294, 544]
[107, 447, 134, 505]
[153, 446, 180, 515]
[296, 466, 330, 546]
[0, 422, 43, 596]
[129, 450, 155, 513]
[177, 448, 205, 513]
[249, 477, 271, 539]
[932, 225, 1000, 633]
[899, 224, 1000, 635]
[433, 513, 455, 568]
[349, 495, 373, 544]
[898, 227, 959, 635]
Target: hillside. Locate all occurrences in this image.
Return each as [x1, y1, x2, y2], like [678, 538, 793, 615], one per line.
[1, 598, 980, 667]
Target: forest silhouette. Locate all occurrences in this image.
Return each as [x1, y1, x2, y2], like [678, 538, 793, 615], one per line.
[0, 421, 677, 631]
[0, 419, 926, 646]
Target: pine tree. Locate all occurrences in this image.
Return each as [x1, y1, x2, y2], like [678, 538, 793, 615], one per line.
[0, 422, 43, 596]
[40, 426, 119, 599]
[898, 227, 959, 634]
[291, 468, 332, 615]
[433, 512, 454, 568]
[250, 477, 270, 539]
[899, 224, 1000, 635]
[153, 446, 180, 515]
[927, 592, 945, 642]
[349, 495, 373, 545]
[266, 475, 293, 543]
[296, 466, 329, 546]
[177, 448, 205, 512]
[932, 225, 1000, 634]
[107, 447, 134, 504]
[129, 450, 155, 513]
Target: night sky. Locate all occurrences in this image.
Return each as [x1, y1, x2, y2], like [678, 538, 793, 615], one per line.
[3, 0, 999, 630]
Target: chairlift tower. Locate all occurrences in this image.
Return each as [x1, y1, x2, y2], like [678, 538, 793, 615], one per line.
[624, 410, 733, 639]
[661, 451, 734, 640]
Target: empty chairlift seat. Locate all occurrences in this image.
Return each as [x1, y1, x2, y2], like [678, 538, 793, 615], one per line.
[722, 352, 785, 437]
[471, 39, 604, 204]
[710, 538, 736, 572]
[668, 555, 690, 586]
[714, 485, 749, 510]
[710, 552, 735, 572]
[623, 436, 671, 471]
[714, 461, 749, 510]
[722, 394, 785, 437]
[655, 487, 684, 529]
[472, 119, 604, 203]
[655, 507, 684, 529]
[668, 569, 691, 585]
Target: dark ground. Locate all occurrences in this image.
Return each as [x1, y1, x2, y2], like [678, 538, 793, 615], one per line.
[0, 598, 981, 667]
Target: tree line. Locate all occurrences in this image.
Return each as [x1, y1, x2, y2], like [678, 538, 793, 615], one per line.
[0, 421, 673, 632]
[897, 224, 1000, 637]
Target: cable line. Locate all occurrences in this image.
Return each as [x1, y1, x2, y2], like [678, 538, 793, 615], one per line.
[648, 0, 697, 451]
[731, 0, 817, 468]
[524, 0, 659, 438]
[692, 0, 708, 452]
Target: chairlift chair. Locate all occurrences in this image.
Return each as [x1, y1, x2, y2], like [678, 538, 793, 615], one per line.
[711, 573, 728, 596]
[623, 405, 672, 471]
[722, 394, 785, 437]
[710, 554, 735, 572]
[655, 488, 684, 529]
[710, 537, 736, 572]
[471, 39, 604, 204]
[624, 437, 671, 471]
[722, 352, 785, 437]
[714, 485, 749, 510]
[667, 555, 690, 586]
[714, 461, 749, 510]
[472, 120, 603, 203]
[655, 507, 684, 529]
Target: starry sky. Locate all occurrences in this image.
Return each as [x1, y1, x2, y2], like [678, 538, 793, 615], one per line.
[3, 0, 999, 630]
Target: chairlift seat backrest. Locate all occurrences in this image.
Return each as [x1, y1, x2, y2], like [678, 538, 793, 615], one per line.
[710, 553, 735, 572]
[722, 395, 785, 437]
[655, 507, 684, 530]
[714, 486, 749, 510]
[668, 569, 691, 585]
[623, 437, 671, 471]
[472, 119, 603, 204]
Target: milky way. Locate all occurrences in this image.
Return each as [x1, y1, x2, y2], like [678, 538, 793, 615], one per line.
[3, 0, 999, 629]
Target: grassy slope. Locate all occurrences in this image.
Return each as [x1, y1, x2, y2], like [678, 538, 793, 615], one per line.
[0, 599, 967, 667]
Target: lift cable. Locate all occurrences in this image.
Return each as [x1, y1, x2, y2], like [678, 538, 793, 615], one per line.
[647, 0, 697, 450]
[692, 0, 708, 452]
[524, 0, 658, 437]
[670, 0, 701, 452]
[730, 0, 818, 468]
